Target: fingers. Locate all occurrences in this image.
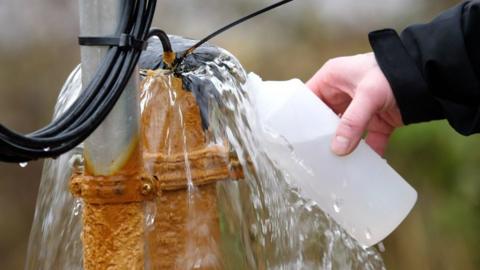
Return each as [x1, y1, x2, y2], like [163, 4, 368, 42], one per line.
[331, 83, 381, 156]
[307, 54, 398, 156]
[307, 54, 372, 95]
[306, 60, 354, 114]
[306, 67, 324, 96]
[365, 131, 391, 156]
[306, 58, 354, 99]
[365, 115, 395, 156]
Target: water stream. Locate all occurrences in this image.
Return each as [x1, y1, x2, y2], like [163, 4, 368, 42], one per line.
[25, 37, 385, 269]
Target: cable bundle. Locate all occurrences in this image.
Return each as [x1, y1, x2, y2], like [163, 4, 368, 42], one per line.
[0, 0, 294, 163]
[0, 0, 157, 163]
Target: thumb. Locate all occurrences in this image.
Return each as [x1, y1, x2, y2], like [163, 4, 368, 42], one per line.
[331, 87, 380, 156]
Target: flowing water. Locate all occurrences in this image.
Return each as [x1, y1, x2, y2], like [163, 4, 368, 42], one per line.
[25, 37, 385, 269]
[25, 66, 84, 270]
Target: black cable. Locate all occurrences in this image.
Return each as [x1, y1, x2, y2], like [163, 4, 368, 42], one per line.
[174, 0, 294, 69]
[32, 0, 136, 138]
[147, 29, 172, 53]
[0, 0, 156, 162]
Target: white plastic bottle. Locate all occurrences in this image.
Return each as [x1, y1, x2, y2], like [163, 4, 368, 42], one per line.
[245, 73, 417, 247]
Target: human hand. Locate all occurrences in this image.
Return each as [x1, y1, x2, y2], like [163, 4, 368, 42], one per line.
[306, 52, 403, 156]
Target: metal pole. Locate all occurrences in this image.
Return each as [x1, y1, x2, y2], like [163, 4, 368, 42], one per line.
[79, 0, 141, 175]
[78, 1, 145, 268]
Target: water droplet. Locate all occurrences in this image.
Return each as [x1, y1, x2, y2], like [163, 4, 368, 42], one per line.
[193, 259, 202, 269]
[261, 223, 268, 234]
[145, 214, 155, 227]
[73, 199, 83, 216]
[293, 200, 304, 208]
[43, 147, 50, 152]
[333, 198, 344, 213]
[365, 229, 372, 240]
[19, 162, 28, 168]
[304, 200, 317, 212]
[377, 242, 386, 253]
[250, 224, 258, 236]
[144, 202, 156, 231]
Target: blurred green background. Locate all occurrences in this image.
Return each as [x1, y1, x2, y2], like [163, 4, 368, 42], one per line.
[0, 0, 477, 269]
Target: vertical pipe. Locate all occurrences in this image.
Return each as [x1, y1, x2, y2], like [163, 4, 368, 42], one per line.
[78, 1, 145, 268]
[79, 0, 141, 175]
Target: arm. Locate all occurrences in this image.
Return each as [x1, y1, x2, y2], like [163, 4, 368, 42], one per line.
[308, 1, 480, 156]
[370, 0, 480, 135]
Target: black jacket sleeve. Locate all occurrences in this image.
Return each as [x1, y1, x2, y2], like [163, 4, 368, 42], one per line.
[369, 0, 480, 135]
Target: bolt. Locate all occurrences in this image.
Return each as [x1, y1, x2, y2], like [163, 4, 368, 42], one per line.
[141, 183, 153, 196]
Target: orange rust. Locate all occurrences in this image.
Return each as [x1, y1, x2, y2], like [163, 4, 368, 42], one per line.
[71, 71, 245, 269]
[82, 202, 145, 270]
[77, 121, 146, 269]
[163, 51, 176, 67]
[141, 75, 206, 155]
[147, 183, 223, 269]
[145, 145, 243, 191]
[70, 173, 157, 204]
[141, 73, 238, 268]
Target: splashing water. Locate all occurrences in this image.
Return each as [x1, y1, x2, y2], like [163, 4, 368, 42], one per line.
[184, 42, 385, 269]
[25, 66, 84, 270]
[25, 37, 386, 269]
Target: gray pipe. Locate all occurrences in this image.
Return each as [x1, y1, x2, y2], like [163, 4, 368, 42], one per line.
[79, 0, 141, 175]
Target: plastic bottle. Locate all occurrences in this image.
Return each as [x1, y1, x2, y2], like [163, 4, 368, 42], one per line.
[246, 73, 417, 247]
